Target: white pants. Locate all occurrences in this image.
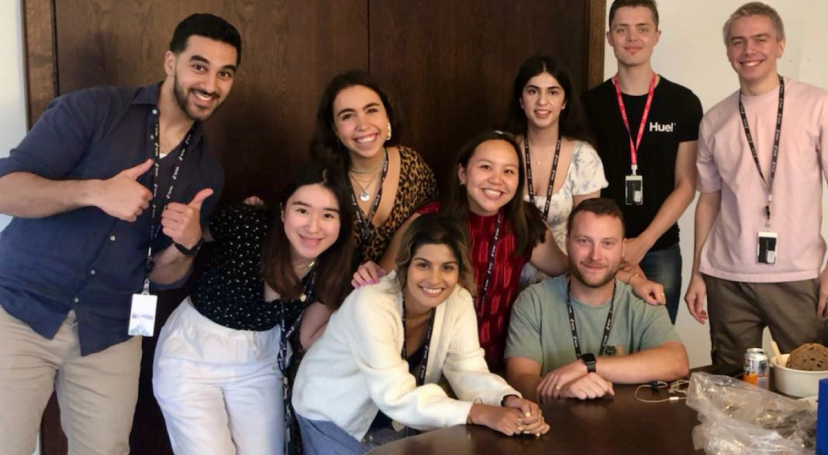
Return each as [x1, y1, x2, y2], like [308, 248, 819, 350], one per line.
[153, 299, 285, 455]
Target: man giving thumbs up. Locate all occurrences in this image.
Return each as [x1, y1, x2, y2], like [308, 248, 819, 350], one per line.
[0, 14, 240, 455]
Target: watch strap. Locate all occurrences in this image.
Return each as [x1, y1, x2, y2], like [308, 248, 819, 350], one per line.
[174, 237, 203, 256]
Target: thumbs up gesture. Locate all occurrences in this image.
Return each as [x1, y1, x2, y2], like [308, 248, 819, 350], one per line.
[160, 188, 214, 250]
[91, 159, 154, 221]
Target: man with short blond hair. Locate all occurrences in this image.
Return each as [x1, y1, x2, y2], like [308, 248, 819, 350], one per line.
[686, 2, 828, 365]
[505, 198, 688, 403]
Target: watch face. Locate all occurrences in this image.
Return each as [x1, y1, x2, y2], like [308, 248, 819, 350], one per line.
[582, 353, 596, 364]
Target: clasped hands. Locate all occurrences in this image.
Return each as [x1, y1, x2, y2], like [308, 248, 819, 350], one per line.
[536, 360, 614, 403]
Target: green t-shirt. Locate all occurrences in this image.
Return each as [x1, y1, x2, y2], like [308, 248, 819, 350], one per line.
[505, 275, 681, 375]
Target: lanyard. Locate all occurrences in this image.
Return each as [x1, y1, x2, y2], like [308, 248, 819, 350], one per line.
[613, 72, 657, 175]
[400, 294, 435, 387]
[475, 211, 503, 312]
[142, 110, 194, 294]
[739, 75, 784, 225]
[348, 149, 388, 259]
[566, 277, 616, 358]
[524, 134, 561, 220]
[277, 268, 317, 374]
[277, 268, 317, 455]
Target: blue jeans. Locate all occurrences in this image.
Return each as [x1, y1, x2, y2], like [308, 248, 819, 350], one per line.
[639, 243, 682, 324]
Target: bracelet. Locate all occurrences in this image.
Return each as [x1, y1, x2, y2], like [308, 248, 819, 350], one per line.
[626, 273, 641, 285]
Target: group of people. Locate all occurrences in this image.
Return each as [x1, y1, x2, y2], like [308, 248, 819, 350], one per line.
[0, 0, 826, 454]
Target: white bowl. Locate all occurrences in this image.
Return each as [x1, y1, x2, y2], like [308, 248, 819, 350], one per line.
[771, 354, 828, 397]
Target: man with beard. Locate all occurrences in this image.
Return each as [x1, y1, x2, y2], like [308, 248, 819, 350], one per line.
[505, 198, 688, 402]
[0, 14, 240, 455]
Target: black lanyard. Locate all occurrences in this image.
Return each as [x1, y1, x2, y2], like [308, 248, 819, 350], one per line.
[739, 75, 784, 225]
[277, 268, 316, 455]
[524, 135, 561, 220]
[566, 277, 616, 358]
[348, 150, 388, 257]
[400, 294, 435, 387]
[277, 268, 317, 374]
[475, 211, 503, 312]
[142, 111, 194, 294]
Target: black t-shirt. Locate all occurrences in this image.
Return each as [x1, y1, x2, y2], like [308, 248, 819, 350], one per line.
[191, 204, 312, 331]
[582, 76, 703, 250]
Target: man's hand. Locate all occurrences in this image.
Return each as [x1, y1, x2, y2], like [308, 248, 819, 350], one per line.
[818, 266, 828, 318]
[622, 235, 653, 269]
[536, 360, 587, 403]
[161, 189, 213, 249]
[88, 159, 154, 221]
[685, 272, 708, 324]
[561, 372, 615, 400]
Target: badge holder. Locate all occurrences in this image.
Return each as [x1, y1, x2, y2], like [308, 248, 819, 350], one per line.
[625, 166, 643, 206]
[757, 231, 778, 265]
[129, 278, 158, 336]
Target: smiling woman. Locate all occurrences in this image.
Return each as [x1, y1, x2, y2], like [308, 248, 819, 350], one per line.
[152, 162, 354, 455]
[312, 71, 439, 264]
[293, 213, 549, 455]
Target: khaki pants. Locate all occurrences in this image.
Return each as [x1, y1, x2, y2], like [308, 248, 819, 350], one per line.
[0, 306, 142, 455]
[704, 275, 823, 365]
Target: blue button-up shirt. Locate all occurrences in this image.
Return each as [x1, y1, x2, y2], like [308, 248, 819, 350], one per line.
[0, 84, 223, 355]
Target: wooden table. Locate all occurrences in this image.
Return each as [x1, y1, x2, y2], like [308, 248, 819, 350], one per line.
[370, 382, 704, 455]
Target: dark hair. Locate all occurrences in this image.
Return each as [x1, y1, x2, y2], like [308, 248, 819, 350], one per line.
[394, 213, 476, 295]
[505, 55, 593, 145]
[609, 0, 660, 29]
[311, 70, 402, 168]
[169, 14, 243, 66]
[261, 162, 354, 310]
[443, 130, 547, 256]
[566, 198, 626, 237]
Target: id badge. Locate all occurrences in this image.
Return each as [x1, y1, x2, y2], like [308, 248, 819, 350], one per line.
[128, 293, 158, 336]
[625, 175, 643, 205]
[757, 231, 778, 265]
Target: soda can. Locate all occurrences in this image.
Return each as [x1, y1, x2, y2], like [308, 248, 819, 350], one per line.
[744, 348, 770, 389]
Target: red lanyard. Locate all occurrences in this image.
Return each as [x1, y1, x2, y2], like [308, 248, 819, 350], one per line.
[613, 72, 656, 175]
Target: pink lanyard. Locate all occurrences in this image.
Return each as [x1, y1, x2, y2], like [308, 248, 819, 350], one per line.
[612, 72, 656, 175]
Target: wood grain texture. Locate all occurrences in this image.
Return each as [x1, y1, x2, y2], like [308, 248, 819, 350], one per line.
[587, 0, 607, 89]
[53, 0, 368, 205]
[368, 0, 588, 190]
[22, 0, 57, 127]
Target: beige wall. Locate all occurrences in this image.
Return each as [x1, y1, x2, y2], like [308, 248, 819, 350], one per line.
[603, 0, 828, 367]
[0, 0, 27, 232]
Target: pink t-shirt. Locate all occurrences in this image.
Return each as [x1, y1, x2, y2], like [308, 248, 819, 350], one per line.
[697, 77, 828, 283]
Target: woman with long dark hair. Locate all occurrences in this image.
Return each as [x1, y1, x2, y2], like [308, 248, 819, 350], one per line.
[153, 163, 353, 455]
[312, 70, 438, 265]
[354, 131, 665, 371]
[506, 55, 608, 287]
[295, 213, 549, 454]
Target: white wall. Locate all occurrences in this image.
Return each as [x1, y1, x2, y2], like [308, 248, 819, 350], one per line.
[3, 4, 36, 454]
[1, 0, 27, 232]
[602, 0, 828, 368]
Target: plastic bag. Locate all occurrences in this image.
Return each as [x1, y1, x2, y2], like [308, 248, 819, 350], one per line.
[685, 372, 816, 455]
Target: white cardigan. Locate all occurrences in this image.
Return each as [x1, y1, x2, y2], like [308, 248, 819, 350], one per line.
[293, 272, 519, 441]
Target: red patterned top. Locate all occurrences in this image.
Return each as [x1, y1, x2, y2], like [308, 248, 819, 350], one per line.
[418, 201, 530, 371]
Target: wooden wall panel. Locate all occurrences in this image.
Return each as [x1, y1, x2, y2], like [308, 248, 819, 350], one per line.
[23, 1, 602, 453]
[369, 0, 589, 188]
[53, 0, 368, 204]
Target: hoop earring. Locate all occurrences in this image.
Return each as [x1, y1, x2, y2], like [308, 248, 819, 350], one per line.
[386, 122, 392, 142]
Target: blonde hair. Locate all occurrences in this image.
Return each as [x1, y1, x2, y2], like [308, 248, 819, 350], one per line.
[723, 2, 785, 44]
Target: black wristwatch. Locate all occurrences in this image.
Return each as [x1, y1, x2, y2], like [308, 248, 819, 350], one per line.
[174, 238, 203, 256]
[582, 353, 597, 373]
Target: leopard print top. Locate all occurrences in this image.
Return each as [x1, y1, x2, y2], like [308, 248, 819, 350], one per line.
[354, 146, 438, 264]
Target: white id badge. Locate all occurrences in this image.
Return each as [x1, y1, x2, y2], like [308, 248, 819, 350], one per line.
[625, 175, 643, 205]
[757, 231, 778, 265]
[128, 293, 158, 337]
